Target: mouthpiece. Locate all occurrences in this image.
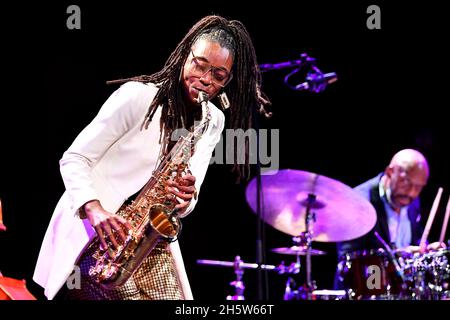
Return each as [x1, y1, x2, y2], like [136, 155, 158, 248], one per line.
[197, 91, 209, 104]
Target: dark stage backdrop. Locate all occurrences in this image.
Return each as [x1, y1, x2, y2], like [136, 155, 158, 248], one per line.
[1, 1, 449, 301]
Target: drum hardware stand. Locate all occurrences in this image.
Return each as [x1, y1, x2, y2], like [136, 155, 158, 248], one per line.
[280, 241, 302, 300]
[222, 255, 301, 300]
[226, 256, 246, 300]
[283, 277, 297, 300]
[224, 255, 304, 300]
[300, 193, 318, 299]
[279, 194, 320, 300]
[198, 255, 306, 300]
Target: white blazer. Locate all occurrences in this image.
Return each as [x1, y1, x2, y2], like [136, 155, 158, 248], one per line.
[34, 82, 225, 299]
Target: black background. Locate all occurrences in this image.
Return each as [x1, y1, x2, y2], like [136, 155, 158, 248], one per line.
[1, 1, 449, 302]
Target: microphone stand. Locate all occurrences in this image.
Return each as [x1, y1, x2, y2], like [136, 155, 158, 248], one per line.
[374, 231, 408, 297]
[259, 53, 337, 93]
[254, 97, 269, 300]
[259, 53, 316, 72]
[374, 231, 405, 280]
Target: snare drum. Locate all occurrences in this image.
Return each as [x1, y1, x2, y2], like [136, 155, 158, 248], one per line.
[337, 249, 403, 300]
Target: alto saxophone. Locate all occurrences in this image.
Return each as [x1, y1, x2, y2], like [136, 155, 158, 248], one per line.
[88, 91, 211, 289]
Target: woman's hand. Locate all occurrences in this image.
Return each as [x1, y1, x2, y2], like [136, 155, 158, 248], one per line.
[166, 174, 197, 213]
[83, 200, 131, 250]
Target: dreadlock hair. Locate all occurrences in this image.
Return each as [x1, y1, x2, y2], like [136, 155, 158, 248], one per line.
[108, 15, 271, 182]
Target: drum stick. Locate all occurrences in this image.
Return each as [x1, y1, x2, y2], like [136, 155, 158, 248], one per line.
[438, 195, 450, 243]
[420, 187, 443, 247]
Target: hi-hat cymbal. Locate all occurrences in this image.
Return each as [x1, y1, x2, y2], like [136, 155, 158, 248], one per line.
[245, 169, 377, 242]
[271, 246, 326, 256]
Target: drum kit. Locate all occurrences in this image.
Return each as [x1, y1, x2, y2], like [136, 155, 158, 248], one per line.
[197, 169, 450, 300]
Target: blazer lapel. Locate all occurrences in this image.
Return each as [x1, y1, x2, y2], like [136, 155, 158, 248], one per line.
[370, 183, 391, 244]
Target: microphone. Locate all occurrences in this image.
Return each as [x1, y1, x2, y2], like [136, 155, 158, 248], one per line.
[295, 72, 338, 93]
[374, 231, 406, 283]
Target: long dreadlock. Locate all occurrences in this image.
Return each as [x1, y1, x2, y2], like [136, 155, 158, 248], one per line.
[108, 15, 271, 182]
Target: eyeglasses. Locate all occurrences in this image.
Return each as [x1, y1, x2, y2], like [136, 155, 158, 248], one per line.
[189, 50, 233, 88]
[396, 167, 426, 192]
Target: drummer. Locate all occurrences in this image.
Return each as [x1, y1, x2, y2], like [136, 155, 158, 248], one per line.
[336, 149, 446, 260]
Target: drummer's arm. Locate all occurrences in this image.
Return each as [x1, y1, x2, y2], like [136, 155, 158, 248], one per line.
[402, 242, 446, 254]
[402, 245, 421, 254]
[426, 241, 447, 251]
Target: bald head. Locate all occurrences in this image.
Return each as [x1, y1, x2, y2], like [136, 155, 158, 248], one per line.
[384, 149, 429, 208]
[389, 149, 430, 177]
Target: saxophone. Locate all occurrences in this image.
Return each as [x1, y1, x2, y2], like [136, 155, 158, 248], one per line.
[88, 91, 211, 289]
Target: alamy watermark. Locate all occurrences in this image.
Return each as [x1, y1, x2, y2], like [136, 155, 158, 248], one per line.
[65, 5, 381, 32]
[366, 5, 381, 30]
[366, 265, 382, 290]
[66, 265, 81, 290]
[171, 128, 280, 175]
[66, 5, 81, 30]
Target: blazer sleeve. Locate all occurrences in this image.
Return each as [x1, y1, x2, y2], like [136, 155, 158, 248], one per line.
[59, 82, 155, 214]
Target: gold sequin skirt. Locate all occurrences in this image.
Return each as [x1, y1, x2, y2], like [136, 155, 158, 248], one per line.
[66, 241, 184, 300]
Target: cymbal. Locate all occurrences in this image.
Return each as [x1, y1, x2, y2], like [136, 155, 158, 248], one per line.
[271, 246, 326, 256]
[245, 169, 377, 242]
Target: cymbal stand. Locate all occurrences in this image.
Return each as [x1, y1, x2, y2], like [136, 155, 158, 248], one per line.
[290, 236, 303, 272]
[226, 256, 245, 300]
[283, 240, 302, 300]
[283, 276, 298, 300]
[304, 193, 317, 299]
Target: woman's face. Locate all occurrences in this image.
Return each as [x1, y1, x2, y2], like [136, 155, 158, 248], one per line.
[182, 39, 233, 106]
